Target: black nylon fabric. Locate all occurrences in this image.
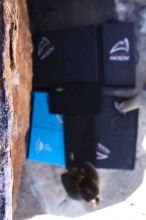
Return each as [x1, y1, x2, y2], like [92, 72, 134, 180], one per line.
[33, 26, 100, 89]
[95, 96, 138, 169]
[32, 26, 102, 114]
[64, 96, 138, 169]
[64, 115, 97, 168]
[33, 31, 63, 90]
[102, 22, 135, 87]
[49, 82, 101, 114]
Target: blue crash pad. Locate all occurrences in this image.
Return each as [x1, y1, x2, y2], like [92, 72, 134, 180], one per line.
[27, 92, 65, 166]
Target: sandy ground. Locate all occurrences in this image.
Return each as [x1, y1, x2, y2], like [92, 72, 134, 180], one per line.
[14, 0, 146, 219]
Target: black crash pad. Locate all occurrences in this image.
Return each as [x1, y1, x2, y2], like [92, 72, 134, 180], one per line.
[64, 115, 97, 168]
[32, 26, 102, 114]
[33, 26, 100, 89]
[64, 96, 138, 169]
[49, 82, 101, 114]
[101, 22, 135, 87]
[95, 96, 138, 169]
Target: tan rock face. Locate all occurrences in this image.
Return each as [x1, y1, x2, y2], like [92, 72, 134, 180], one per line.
[1, 0, 32, 216]
[11, 0, 32, 212]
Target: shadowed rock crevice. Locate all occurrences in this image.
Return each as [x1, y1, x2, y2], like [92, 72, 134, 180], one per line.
[9, 23, 15, 70]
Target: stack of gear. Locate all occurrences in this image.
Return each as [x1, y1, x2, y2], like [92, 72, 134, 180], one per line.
[28, 21, 138, 170]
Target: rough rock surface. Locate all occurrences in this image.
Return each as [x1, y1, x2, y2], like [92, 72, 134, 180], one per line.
[10, 0, 32, 212]
[15, 0, 146, 219]
[0, 0, 32, 219]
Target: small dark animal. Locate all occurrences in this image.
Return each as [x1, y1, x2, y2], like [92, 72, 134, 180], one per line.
[61, 162, 99, 206]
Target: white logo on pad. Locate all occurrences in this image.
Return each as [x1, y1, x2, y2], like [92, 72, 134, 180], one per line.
[96, 142, 111, 160]
[109, 38, 130, 61]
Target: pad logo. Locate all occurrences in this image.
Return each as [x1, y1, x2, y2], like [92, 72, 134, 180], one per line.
[96, 143, 111, 160]
[109, 38, 130, 61]
[36, 138, 53, 154]
[38, 37, 55, 60]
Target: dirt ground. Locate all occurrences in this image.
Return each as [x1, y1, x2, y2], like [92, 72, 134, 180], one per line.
[14, 0, 146, 219]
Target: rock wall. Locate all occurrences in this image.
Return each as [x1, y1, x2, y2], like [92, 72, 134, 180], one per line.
[0, 0, 32, 219]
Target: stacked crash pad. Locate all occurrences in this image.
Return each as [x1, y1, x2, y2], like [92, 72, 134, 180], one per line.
[28, 22, 138, 170]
